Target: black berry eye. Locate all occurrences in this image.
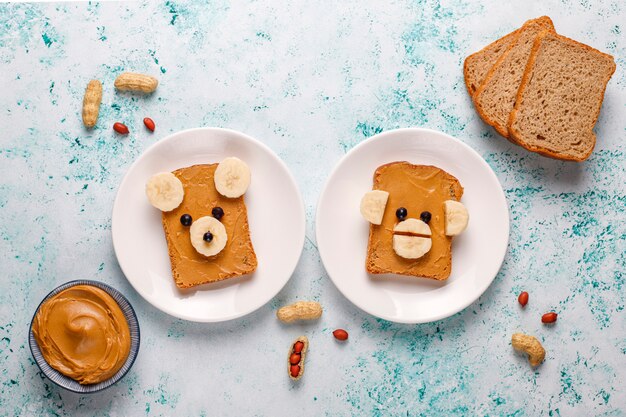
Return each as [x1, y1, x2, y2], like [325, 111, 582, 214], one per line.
[203, 232, 214, 242]
[212, 207, 224, 220]
[180, 214, 192, 226]
[420, 211, 432, 224]
[396, 207, 407, 221]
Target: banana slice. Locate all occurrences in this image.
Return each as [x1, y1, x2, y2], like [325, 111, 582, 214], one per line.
[214, 157, 251, 198]
[145, 172, 184, 212]
[190, 216, 228, 257]
[360, 190, 389, 225]
[393, 218, 432, 259]
[444, 200, 469, 236]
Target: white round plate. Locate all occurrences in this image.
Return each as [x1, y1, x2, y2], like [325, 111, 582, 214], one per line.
[316, 128, 509, 324]
[112, 128, 305, 322]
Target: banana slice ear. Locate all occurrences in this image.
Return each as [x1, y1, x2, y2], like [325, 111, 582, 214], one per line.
[146, 172, 185, 212]
[443, 200, 469, 236]
[214, 157, 251, 198]
[360, 190, 389, 225]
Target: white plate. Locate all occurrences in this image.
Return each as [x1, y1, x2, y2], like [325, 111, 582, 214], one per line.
[316, 128, 509, 324]
[112, 128, 305, 322]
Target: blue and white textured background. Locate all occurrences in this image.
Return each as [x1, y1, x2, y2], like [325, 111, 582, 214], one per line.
[0, 1, 624, 416]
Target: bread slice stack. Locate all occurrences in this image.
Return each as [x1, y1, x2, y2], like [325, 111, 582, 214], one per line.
[464, 16, 616, 161]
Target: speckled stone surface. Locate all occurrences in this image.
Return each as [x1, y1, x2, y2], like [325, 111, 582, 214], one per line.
[1, 1, 625, 416]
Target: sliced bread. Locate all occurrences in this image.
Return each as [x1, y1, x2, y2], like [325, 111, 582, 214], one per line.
[473, 16, 555, 138]
[464, 28, 519, 97]
[508, 32, 616, 161]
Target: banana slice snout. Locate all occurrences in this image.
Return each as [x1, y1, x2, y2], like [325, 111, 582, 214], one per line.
[360, 190, 389, 225]
[393, 218, 432, 259]
[214, 157, 251, 198]
[146, 172, 184, 212]
[444, 200, 469, 236]
[190, 216, 228, 257]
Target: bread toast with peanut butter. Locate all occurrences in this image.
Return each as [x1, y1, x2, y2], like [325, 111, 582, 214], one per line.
[363, 162, 466, 281]
[161, 164, 257, 288]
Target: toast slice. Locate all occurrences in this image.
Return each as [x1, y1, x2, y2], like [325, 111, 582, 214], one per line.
[365, 163, 464, 281]
[162, 164, 257, 288]
[464, 28, 520, 97]
[508, 32, 616, 161]
[473, 16, 555, 138]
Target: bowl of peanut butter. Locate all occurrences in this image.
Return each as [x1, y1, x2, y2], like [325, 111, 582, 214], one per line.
[29, 280, 140, 393]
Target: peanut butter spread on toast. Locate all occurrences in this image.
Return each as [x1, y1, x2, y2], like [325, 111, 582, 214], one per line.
[162, 164, 257, 288]
[366, 163, 463, 280]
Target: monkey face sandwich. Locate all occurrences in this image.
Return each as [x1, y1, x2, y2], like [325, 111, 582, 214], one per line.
[360, 162, 468, 280]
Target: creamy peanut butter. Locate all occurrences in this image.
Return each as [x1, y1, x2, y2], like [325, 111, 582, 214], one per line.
[366, 163, 463, 280]
[162, 164, 257, 288]
[32, 285, 131, 385]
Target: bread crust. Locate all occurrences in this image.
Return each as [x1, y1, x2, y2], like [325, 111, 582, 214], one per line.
[473, 16, 555, 140]
[508, 32, 616, 161]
